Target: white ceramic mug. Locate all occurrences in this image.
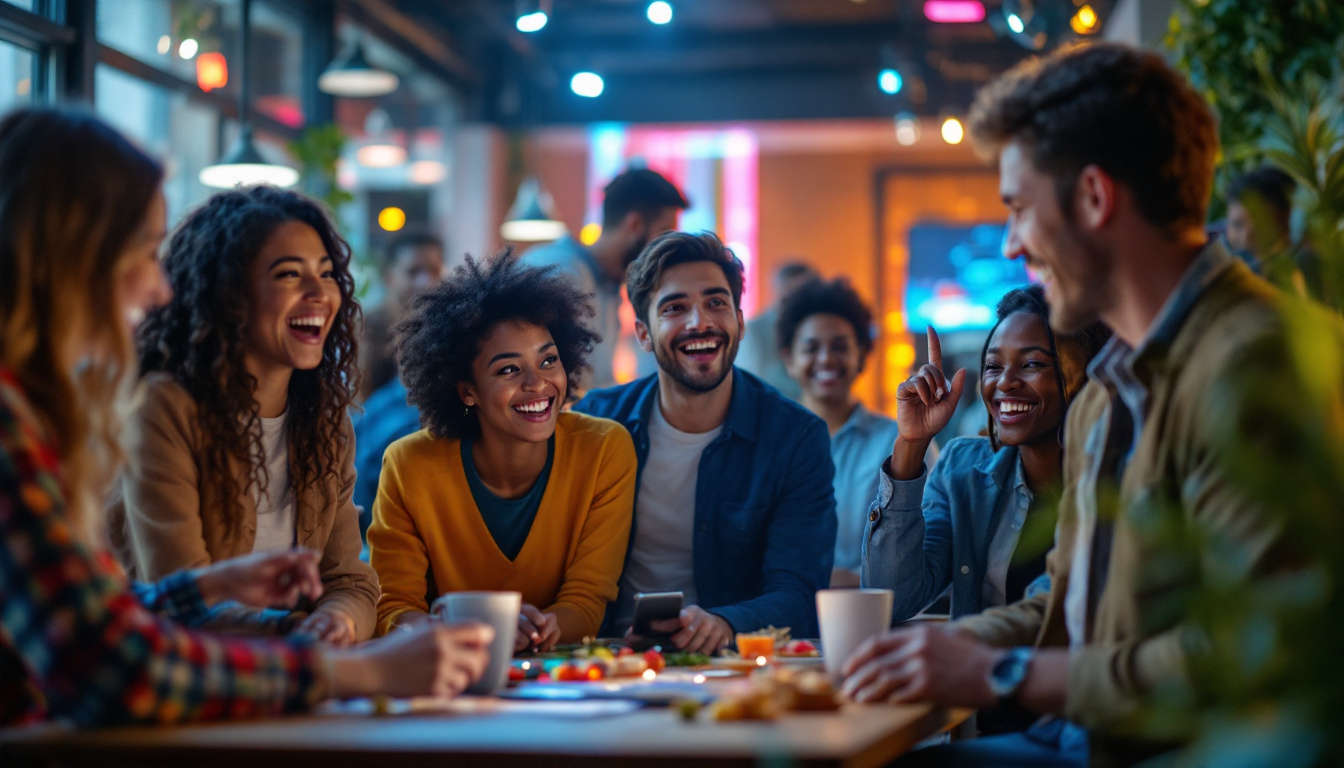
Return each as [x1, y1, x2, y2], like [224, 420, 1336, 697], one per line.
[816, 588, 894, 678]
[431, 591, 522, 695]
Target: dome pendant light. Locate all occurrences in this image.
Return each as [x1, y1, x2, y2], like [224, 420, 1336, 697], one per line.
[318, 40, 398, 98]
[500, 177, 566, 242]
[200, 0, 299, 188]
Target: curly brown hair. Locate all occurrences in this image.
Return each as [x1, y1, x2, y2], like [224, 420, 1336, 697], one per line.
[136, 186, 360, 536]
[395, 251, 597, 441]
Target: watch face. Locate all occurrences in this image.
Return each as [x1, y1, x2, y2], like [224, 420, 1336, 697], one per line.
[989, 648, 1032, 698]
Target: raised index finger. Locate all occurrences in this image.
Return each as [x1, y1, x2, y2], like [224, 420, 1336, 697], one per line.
[926, 326, 944, 373]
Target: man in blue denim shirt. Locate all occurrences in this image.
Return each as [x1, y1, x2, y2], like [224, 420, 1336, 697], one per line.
[576, 232, 836, 653]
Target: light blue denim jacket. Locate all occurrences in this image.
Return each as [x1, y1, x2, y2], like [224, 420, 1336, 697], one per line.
[862, 436, 1048, 623]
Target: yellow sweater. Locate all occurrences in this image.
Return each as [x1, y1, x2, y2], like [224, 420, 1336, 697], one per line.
[369, 411, 636, 639]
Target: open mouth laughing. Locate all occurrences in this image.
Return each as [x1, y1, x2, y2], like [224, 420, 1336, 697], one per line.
[677, 334, 726, 364]
[512, 396, 555, 423]
[286, 314, 327, 344]
[994, 398, 1038, 426]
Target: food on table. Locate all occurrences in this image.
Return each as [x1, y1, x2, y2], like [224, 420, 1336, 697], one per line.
[777, 639, 820, 658]
[676, 699, 702, 722]
[553, 662, 585, 682]
[643, 649, 666, 673]
[735, 633, 776, 661]
[699, 667, 841, 722]
[663, 651, 712, 667]
[585, 660, 609, 681]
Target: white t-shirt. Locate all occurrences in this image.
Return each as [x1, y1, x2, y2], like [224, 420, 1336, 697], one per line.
[251, 413, 296, 554]
[613, 402, 722, 632]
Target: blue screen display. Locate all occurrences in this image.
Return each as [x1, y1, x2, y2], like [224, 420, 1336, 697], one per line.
[904, 222, 1031, 331]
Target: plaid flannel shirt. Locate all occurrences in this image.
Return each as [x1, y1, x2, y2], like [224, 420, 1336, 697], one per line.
[0, 366, 325, 726]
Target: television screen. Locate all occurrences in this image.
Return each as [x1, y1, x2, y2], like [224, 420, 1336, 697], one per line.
[905, 222, 1031, 331]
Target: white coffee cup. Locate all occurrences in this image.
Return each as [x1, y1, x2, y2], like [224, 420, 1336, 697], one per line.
[431, 591, 522, 695]
[817, 589, 894, 677]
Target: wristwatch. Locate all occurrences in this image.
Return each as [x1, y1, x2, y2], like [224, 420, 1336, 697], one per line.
[987, 647, 1034, 703]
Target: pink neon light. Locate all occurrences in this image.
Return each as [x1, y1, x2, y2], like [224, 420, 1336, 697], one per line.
[923, 1, 985, 23]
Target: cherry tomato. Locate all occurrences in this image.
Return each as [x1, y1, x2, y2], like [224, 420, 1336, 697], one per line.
[508, 667, 526, 682]
[643, 650, 666, 674]
[617, 646, 636, 657]
[585, 661, 608, 681]
[553, 663, 584, 682]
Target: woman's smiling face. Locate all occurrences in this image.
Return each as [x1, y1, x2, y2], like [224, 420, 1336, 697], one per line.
[981, 311, 1065, 447]
[459, 320, 567, 446]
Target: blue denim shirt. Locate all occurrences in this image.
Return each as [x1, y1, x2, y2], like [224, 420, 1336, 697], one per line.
[575, 369, 837, 636]
[352, 377, 422, 541]
[863, 436, 1048, 622]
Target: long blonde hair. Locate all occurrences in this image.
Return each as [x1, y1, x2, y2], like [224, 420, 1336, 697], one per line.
[0, 109, 164, 540]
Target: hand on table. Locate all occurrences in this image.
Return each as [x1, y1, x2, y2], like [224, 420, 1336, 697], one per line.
[297, 609, 358, 646]
[194, 548, 323, 609]
[325, 621, 494, 700]
[515, 604, 561, 653]
[641, 605, 733, 655]
[839, 623, 997, 709]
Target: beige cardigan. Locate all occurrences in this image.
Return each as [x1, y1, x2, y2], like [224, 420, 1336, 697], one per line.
[106, 373, 378, 640]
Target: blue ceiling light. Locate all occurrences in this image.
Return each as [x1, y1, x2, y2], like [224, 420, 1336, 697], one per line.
[571, 72, 605, 98]
[878, 68, 903, 95]
[516, 11, 548, 32]
[647, 1, 673, 25]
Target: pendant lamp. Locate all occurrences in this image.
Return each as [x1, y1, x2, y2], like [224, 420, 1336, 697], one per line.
[500, 177, 566, 242]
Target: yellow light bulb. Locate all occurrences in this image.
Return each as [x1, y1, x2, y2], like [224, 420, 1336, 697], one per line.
[580, 222, 602, 246]
[941, 117, 964, 145]
[378, 207, 407, 232]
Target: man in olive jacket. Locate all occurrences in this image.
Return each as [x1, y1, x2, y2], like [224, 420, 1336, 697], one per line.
[843, 43, 1344, 768]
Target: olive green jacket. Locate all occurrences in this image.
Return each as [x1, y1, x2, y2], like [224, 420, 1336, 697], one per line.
[955, 257, 1341, 767]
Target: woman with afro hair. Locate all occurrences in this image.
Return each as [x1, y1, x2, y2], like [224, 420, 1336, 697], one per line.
[368, 253, 636, 649]
[107, 185, 378, 645]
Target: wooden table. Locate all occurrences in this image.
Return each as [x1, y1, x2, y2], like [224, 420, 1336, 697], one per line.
[0, 698, 970, 768]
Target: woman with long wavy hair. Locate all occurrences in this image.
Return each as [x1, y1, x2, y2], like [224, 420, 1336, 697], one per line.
[0, 107, 490, 727]
[106, 185, 378, 645]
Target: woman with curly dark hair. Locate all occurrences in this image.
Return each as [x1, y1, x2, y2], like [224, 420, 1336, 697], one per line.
[107, 185, 378, 645]
[368, 253, 636, 650]
[864, 284, 1111, 624]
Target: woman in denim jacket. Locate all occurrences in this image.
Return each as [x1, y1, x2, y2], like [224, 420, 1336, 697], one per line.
[862, 285, 1109, 622]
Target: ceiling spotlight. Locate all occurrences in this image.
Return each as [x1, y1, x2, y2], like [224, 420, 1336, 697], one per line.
[878, 68, 903, 95]
[941, 117, 965, 145]
[895, 113, 920, 146]
[1071, 4, 1099, 34]
[517, 11, 547, 32]
[647, 1, 673, 24]
[516, 0, 551, 33]
[571, 72, 604, 98]
[178, 38, 199, 59]
[157, 35, 172, 55]
[1006, 13, 1025, 33]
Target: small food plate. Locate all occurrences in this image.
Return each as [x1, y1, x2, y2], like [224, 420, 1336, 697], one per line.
[775, 656, 825, 669]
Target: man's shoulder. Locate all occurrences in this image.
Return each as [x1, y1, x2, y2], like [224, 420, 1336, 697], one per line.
[573, 375, 655, 422]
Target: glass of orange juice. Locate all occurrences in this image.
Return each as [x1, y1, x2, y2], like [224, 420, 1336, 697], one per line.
[736, 633, 775, 662]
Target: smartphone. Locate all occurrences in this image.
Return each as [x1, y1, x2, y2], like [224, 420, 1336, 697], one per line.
[630, 591, 683, 649]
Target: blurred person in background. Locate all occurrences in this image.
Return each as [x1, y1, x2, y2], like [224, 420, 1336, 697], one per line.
[864, 285, 1108, 623]
[360, 230, 445, 401]
[0, 108, 491, 727]
[777, 277, 939, 588]
[521, 168, 688, 395]
[739, 261, 818, 399]
[108, 186, 378, 645]
[1224, 166, 1325, 300]
[368, 254, 635, 650]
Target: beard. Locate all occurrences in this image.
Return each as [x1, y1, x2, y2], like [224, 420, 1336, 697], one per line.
[1041, 232, 1114, 335]
[653, 329, 740, 394]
